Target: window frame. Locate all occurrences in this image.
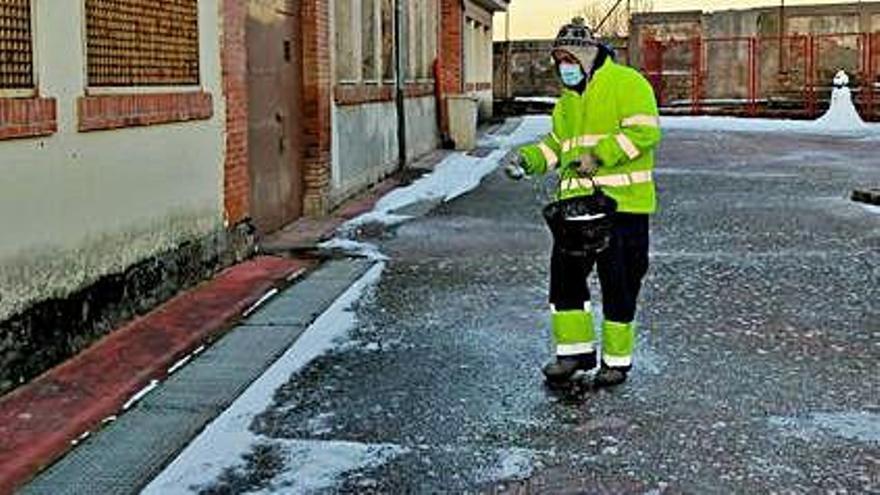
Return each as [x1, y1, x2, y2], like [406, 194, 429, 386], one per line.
[80, 0, 203, 96]
[335, 0, 362, 85]
[334, 0, 437, 105]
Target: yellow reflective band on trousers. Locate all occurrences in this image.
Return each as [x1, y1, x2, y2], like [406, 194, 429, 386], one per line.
[516, 58, 661, 214]
[552, 309, 595, 346]
[602, 320, 635, 364]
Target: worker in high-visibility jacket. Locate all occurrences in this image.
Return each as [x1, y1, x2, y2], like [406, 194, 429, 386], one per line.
[506, 17, 661, 387]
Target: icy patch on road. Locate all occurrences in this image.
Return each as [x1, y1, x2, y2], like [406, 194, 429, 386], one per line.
[305, 412, 337, 436]
[769, 411, 880, 443]
[860, 203, 880, 215]
[142, 263, 388, 494]
[317, 238, 389, 261]
[247, 440, 405, 495]
[345, 116, 551, 229]
[481, 448, 536, 482]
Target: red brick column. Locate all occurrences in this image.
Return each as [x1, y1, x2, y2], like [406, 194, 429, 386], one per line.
[221, 0, 250, 225]
[301, 0, 333, 217]
[438, 0, 463, 136]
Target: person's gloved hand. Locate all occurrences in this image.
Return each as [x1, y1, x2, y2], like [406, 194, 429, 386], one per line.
[574, 152, 600, 177]
[504, 154, 527, 181]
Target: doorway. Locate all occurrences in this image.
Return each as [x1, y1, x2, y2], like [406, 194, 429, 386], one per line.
[246, 0, 304, 234]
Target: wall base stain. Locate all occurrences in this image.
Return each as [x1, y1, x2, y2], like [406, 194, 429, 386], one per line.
[0, 220, 255, 395]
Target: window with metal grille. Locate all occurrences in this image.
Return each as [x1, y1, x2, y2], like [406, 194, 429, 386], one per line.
[85, 0, 200, 87]
[0, 0, 34, 90]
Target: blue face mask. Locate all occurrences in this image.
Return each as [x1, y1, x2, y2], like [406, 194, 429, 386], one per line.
[559, 63, 585, 87]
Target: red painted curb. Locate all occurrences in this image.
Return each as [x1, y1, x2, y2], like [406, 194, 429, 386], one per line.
[0, 255, 315, 494]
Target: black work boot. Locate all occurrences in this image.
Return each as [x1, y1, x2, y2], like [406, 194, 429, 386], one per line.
[542, 353, 597, 383]
[593, 365, 629, 388]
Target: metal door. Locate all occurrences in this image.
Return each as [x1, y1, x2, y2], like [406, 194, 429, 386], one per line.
[246, 0, 304, 234]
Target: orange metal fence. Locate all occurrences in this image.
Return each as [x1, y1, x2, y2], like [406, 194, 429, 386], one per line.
[640, 33, 880, 121]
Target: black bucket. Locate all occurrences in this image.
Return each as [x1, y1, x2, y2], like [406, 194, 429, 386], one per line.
[542, 187, 618, 256]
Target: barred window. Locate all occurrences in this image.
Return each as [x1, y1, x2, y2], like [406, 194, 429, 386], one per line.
[85, 0, 200, 87]
[361, 0, 376, 81]
[335, 0, 358, 82]
[0, 0, 34, 90]
[380, 0, 394, 81]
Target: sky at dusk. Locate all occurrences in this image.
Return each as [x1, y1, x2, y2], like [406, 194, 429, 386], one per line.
[493, 0, 870, 40]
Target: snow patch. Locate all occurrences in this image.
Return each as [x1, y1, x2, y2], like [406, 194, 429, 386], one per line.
[247, 441, 405, 495]
[859, 203, 880, 215]
[769, 411, 880, 443]
[143, 263, 388, 494]
[344, 116, 551, 229]
[305, 412, 337, 436]
[317, 238, 389, 261]
[663, 83, 879, 136]
[481, 448, 536, 483]
[814, 87, 869, 131]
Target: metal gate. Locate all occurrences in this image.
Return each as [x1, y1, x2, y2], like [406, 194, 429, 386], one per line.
[639, 32, 880, 121]
[246, 0, 304, 234]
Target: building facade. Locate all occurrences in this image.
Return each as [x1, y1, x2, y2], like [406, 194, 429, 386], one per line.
[0, 0, 245, 391]
[0, 0, 508, 392]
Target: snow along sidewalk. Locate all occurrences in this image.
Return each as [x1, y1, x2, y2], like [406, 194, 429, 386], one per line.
[339, 116, 551, 230]
[143, 118, 550, 493]
[141, 263, 391, 494]
[19, 259, 375, 495]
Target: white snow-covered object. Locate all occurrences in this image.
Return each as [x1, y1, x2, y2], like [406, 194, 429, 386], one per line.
[815, 70, 868, 132]
[664, 70, 877, 135]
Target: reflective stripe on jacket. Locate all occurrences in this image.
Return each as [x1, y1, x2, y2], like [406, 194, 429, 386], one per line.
[518, 58, 661, 214]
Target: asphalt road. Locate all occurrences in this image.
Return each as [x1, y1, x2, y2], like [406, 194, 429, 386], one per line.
[187, 126, 880, 494]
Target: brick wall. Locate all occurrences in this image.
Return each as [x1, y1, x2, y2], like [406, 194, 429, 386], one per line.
[77, 92, 213, 132]
[334, 82, 435, 106]
[438, 0, 463, 135]
[221, 0, 250, 226]
[0, 98, 57, 140]
[301, 0, 333, 217]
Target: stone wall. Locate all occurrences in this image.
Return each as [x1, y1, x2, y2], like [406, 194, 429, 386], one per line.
[629, 2, 880, 109]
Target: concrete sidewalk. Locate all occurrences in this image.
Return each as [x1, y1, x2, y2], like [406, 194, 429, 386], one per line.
[0, 173, 405, 494]
[20, 258, 377, 495]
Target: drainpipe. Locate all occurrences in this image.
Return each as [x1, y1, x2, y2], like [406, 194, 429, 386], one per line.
[395, 0, 407, 170]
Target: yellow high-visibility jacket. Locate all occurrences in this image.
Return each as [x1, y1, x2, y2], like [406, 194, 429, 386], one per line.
[518, 58, 662, 214]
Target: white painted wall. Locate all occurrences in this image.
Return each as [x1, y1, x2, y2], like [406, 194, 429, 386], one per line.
[330, 100, 399, 205]
[0, 1, 226, 321]
[405, 95, 440, 160]
[464, 6, 496, 121]
[330, 95, 439, 206]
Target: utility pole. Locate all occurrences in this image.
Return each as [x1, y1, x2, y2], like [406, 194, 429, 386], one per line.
[395, 0, 407, 170]
[505, 10, 511, 100]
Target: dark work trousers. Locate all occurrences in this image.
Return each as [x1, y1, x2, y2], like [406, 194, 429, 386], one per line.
[549, 213, 650, 322]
